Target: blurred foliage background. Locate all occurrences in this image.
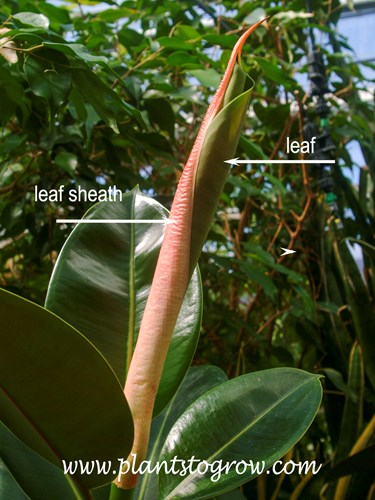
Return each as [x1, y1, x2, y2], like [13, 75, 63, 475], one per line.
[0, 0, 374, 498]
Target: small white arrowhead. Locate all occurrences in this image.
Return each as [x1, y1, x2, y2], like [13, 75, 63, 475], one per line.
[280, 247, 296, 256]
[224, 157, 240, 167]
[165, 218, 175, 225]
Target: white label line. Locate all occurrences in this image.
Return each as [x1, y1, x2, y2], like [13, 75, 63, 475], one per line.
[280, 247, 297, 256]
[56, 219, 173, 225]
[224, 158, 336, 165]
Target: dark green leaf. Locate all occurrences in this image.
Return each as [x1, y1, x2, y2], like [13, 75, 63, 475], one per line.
[167, 52, 198, 67]
[0, 458, 29, 500]
[238, 136, 268, 160]
[335, 343, 364, 462]
[37, 3, 71, 25]
[95, 6, 135, 22]
[323, 368, 348, 395]
[0, 287, 133, 489]
[54, 151, 78, 176]
[159, 368, 322, 499]
[23, 50, 72, 110]
[71, 68, 128, 133]
[238, 261, 277, 297]
[334, 240, 375, 389]
[118, 28, 144, 48]
[13, 12, 49, 29]
[0, 422, 86, 499]
[0, 460, 27, 500]
[175, 25, 201, 41]
[325, 445, 375, 482]
[253, 57, 294, 87]
[158, 36, 195, 51]
[43, 42, 109, 65]
[203, 34, 238, 49]
[45, 189, 202, 416]
[144, 98, 175, 139]
[316, 302, 339, 314]
[189, 69, 221, 88]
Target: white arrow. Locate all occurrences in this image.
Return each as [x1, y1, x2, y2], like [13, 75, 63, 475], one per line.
[280, 247, 297, 256]
[56, 218, 174, 225]
[224, 157, 336, 166]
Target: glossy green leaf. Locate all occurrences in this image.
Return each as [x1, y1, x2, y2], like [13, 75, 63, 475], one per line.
[145, 98, 175, 140]
[69, 86, 88, 122]
[71, 68, 144, 132]
[5, 29, 45, 46]
[167, 52, 198, 67]
[157, 37, 195, 51]
[226, 176, 261, 198]
[326, 445, 375, 482]
[175, 25, 201, 41]
[337, 170, 374, 243]
[323, 368, 350, 396]
[0, 287, 133, 489]
[37, 3, 71, 25]
[316, 301, 340, 314]
[334, 239, 375, 389]
[54, 151, 78, 176]
[159, 368, 322, 499]
[0, 422, 85, 500]
[97, 7, 136, 23]
[253, 57, 294, 87]
[335, 342, 364, 462]
[243, 8, 268, 26]
[263, 173, 287, 195]
[238, 136, 268, 160]
[45, 188, 202, 415]
[237, 261, 277, 297]
[0, 460, 27, 500]
[43, 42, 109, 64]
[13, 12, 49, 29]
[70, 68, 121, 133]
[0, 89, 16, 124]
[23, 50, 72, 109]
[118, 28, 144, 48]
[135, 366, 228, 500]
[203, 34, 238, 49]
[189, 69, 221, 88]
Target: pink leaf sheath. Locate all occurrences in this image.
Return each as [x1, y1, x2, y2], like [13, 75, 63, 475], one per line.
[116, 18, 267, 489]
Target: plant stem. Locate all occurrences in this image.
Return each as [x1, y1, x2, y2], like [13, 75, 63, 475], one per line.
[109, 484, 135, 500]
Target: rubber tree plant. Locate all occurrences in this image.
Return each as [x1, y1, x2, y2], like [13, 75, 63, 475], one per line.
[0, 15, 322, 500]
